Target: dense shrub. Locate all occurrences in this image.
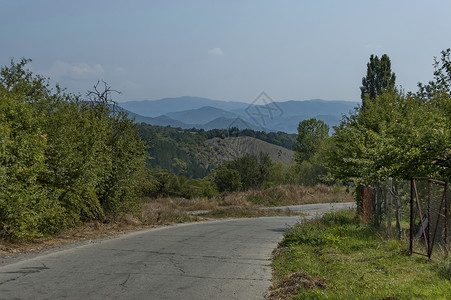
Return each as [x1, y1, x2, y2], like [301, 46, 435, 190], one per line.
[213, 153, 276, 192]
[212, 166, 242, 192]
[0, 59, 147, 240]
[145, 169, 218, 198]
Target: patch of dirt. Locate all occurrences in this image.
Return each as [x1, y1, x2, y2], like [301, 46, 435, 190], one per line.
[269, 271, 327, 300]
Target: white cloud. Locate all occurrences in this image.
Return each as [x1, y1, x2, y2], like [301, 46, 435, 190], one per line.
[45, 60, 104, 79]
[208, 47, 224, 56]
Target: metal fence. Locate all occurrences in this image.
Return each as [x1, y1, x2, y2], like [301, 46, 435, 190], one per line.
[359, 177, 450, 259]
[360, 179, 411, 238]
[410, 177, 450, 259]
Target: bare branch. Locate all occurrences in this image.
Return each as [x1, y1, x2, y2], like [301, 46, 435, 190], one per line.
[86, 80, 121, 116]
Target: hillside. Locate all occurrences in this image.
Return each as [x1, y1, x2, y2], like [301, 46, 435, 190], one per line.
[136, 124, 296, 178]
[204, 136, 293, 166]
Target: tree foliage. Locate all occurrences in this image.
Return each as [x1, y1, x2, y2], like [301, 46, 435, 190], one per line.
[292, 118, 330, 186]
[360, 54, 396, 106]
[212, 167, 242, 192]
[328, 51, 451, 184]
[211, 153, 280, 192]
[294, 118, 329, 164]
[0, 59, 147, 240]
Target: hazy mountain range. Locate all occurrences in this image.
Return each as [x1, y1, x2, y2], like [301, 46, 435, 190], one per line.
[119, 96, 359, 134]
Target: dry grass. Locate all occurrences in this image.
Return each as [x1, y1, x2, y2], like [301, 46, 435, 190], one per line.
[0, 184, 353, 257]
[269, 271, 328, 300]
[241, 185, 353, 206]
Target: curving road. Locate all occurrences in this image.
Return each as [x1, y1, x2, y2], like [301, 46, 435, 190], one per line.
[0, 202, 354, 300]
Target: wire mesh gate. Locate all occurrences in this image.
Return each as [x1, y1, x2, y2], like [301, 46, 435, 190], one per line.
[410, 177, 450, 259]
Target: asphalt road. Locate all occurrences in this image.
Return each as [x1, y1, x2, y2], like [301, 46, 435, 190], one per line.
[0, 202, 354, 300]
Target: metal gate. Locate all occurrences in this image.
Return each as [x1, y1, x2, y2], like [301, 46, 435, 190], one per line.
[410, 177, 450, 259]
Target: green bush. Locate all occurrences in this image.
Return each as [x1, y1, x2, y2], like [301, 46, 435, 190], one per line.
[0, 59, 147, 240]
[214, 153, 281, 192]
[179, 178, 218, 199]
[0, 85, 67, 239]
[212, 166, 242, 192]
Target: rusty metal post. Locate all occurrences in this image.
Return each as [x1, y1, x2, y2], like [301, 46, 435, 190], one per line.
[361, 187, 373, 224]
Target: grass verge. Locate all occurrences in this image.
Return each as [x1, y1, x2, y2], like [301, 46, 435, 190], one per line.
[270, 209, 451, 299]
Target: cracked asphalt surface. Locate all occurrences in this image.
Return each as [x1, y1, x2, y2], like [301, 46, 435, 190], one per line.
[0, 202, 354, 299]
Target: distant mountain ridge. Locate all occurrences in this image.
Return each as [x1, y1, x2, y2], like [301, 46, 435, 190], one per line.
[120, 96, 359, 133]
[121, 96, 248, 117]
[166, 106, 239, 125]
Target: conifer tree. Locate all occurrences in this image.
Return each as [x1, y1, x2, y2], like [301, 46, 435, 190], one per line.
[360, 54, 396, 106]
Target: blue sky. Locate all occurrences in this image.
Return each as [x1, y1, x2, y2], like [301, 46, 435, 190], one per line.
[1, 0, 450, 103]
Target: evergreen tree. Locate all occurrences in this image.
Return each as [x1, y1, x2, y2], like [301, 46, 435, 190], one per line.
[360, 54, 396, 106]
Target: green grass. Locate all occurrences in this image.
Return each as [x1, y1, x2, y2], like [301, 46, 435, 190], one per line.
[271, 210, 451, 299]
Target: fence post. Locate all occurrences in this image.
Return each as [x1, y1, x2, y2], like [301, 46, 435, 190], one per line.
[394, 180, 402, 240]
[387, 178, 393, 237]
[375, 181, 381, 228]
[361, 187, 373, 223]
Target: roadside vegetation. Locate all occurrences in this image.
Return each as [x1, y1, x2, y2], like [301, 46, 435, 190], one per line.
[270, 210, 451, 299]
[0, 59, 147, 241]
[270, 50, 451, 299]
[326, 51, 450, 184]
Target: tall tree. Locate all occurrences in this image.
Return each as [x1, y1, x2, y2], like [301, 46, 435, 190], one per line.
[328, 50, 450, 184]
[360, 54, 396, 105]
[294, 118, 329, 164]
